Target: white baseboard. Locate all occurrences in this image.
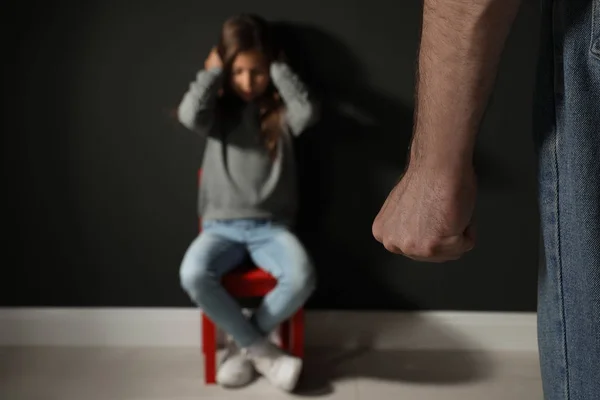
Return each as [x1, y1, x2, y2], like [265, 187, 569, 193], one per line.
[0, 308, 538, 352]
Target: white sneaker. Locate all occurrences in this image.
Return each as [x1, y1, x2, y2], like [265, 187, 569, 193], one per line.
[216, 338, 255, 388]
[245, 340, 303, 392]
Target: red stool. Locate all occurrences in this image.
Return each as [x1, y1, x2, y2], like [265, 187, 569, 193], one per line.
[197, 170, 305, 384]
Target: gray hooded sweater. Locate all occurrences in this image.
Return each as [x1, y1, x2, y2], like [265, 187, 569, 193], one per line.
[177, 62, 317, 223]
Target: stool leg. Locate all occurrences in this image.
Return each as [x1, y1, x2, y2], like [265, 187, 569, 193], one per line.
[280, 320, 291, 350]
[290, 308, 305, 358]
[202, 313, 217, 384]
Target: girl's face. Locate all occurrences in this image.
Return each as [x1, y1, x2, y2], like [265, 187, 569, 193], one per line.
[230, 49, 271, 102]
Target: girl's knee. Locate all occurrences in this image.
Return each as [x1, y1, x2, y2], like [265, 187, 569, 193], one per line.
[179, 256, 215, 299]
[285, 260, 317, 299]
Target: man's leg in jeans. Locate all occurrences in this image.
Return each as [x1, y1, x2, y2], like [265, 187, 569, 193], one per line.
[535, 0, 600, 399]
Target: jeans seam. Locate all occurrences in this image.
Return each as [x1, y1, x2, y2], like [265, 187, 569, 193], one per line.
[551, 1, 570, 397]
[553, 131, 571, 400]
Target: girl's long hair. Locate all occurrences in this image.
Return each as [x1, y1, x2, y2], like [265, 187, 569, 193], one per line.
[217, 14, 284, 159]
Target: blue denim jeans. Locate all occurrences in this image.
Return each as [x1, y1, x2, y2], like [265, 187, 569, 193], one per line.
[535, 0, 600, 399]
[179, 219, 316, 347]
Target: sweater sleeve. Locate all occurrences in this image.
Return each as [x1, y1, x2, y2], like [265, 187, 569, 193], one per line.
[270, 62, 318, 136]
[177, 67, 223, 133]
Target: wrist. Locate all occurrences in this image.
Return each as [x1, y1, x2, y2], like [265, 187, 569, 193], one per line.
[408, 141, 474, 179]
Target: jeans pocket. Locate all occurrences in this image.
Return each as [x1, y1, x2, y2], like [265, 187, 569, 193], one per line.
[592, 0, 600, 59]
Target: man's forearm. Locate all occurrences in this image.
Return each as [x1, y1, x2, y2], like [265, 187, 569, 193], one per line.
[410, 0, 522, 171]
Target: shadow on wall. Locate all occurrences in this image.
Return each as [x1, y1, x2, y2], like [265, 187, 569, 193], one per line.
[271, 21, 521, 311]
[271, 21, 418, 309]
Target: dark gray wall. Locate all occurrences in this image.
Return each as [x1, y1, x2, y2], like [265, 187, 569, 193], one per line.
[1, 0, 540, 310]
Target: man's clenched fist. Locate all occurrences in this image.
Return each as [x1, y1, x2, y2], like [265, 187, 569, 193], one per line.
[372, 165, 477, 262]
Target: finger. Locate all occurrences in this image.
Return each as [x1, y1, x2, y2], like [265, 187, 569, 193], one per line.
[405, 250, 460, 262]
[435, 242, 474, 261]
[403, 236, 472, 262]
[383, 239, 404, 255]
[436, 232, 476, 256]
[372, 189, 396, 243]
[372, 217, 383, 243]
[372, 205, 391, 243]
[407, 253, 463, 263]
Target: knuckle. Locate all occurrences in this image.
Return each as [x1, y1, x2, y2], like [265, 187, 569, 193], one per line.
[383, 241, 399, 253]
[400, 238, 418, 254]
[409, 238, 441, 259]
[421, 242, 439, 258]
[383, 235, 401, 253]
[372, 221, 383, 242]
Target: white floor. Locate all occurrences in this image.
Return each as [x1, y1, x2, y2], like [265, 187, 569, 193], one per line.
[0, 347, 543, 400]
